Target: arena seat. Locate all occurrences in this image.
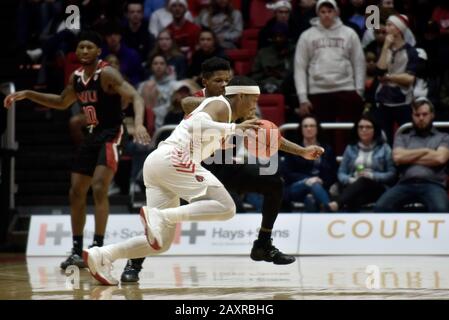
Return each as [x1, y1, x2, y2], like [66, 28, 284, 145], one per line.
[64, 52, 81, 85]
[240, 29, 259, 54]
[249, 0, 273, 28]
[225, 49, 255, 75]
[258, 94, 285, 126]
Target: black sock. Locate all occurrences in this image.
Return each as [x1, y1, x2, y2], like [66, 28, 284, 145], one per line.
[72, 236, 83, 255]
[92, 234, 104, 247]
[257, 229, 272, 243]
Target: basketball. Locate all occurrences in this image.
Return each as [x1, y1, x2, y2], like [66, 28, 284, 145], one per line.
[244, 119, 281, 158]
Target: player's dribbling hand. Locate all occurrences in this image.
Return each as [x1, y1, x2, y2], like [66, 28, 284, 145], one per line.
[134, 124, 151, 145]
[3, 91, 28, 108]
[236, 119, 261, 132]
[302, 145, 325, 160]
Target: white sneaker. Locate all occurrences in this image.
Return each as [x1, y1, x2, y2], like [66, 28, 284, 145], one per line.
[140, 206, 165, 250]
[83, 247, 118, 286]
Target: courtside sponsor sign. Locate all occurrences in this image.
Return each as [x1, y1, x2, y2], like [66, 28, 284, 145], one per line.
[26, 214, 299, 256]
[299, 214, 449, 254]
[26, 214, 449, 256]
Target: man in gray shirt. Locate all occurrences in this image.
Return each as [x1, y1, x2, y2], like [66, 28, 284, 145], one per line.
[375, 97, 449, 212]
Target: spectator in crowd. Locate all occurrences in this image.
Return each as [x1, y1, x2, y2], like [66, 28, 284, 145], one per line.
[137, 54, 176, 130]
[374, 14, 418, 144]
[189, 0, 212, 17]
[148, 29, 188, 80]
[258, 0, 296, 49]
[294, 0, 365, 154]
[294, 0, 365, 122]
[163, 79, 200, 125]
[282, 116, 337, 212]
[364, 20, 386, 55]
[143, 0, 166, 20]
[188, 28, 229, 80]
[122, 1, 156, 65]
[344, 0, 367, 38]
[158, 79, 201, 141]
[363, 50, 379, 113]
[101, 20, 144, 86]
[196, 0, 243, 49]
[361, 4, 398, 48]
[374, 97, 449, 212]
[329, 113, 396, 212]
[250, 22, 294, 94]
[290, 0, 317, 42]
[166, 0, 202, 60]
[148, 0, 194, 38]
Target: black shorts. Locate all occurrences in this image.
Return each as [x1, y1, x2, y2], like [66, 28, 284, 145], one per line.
[72, 125, 127, 177]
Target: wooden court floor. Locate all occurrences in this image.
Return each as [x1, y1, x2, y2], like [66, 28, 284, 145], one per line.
[1, 254, 449, 300]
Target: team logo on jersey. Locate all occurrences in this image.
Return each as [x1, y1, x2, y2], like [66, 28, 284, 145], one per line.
[195, 175, 204, 182]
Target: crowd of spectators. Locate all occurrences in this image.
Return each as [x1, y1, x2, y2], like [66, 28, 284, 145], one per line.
[16, 0, 449, 212]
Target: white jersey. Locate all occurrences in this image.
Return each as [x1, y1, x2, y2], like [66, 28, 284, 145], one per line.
[161, 96, 232, 162]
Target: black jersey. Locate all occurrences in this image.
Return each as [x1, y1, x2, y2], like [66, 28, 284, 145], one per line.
[73, 60, 123, 132]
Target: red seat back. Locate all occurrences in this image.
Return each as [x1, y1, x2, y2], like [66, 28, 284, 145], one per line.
[225, 49, 255, 75]
[249, 0, 273, 28]
[258, 94, 285, 127]
[241, 28, 259, 53]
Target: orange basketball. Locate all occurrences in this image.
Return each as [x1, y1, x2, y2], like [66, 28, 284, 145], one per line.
[244, 119, 281, 159]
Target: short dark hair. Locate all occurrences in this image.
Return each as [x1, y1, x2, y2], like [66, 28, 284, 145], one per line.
[350, 113, 384, 145]
[201, 57, 231, 79]
[126, 0, 143, 11]
[77, 30, 103, 47]
[412, 97, 435, 113]
[298, 115, 327, 145]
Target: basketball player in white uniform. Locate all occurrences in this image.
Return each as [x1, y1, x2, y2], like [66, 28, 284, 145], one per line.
[83, 77, 324, 285]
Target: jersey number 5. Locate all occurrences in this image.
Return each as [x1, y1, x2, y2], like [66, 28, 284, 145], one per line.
[83, 105, 99, 126]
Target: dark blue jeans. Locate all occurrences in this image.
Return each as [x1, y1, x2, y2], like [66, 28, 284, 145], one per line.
[374, 182, 449, 212]
[288, 180, 331, 212]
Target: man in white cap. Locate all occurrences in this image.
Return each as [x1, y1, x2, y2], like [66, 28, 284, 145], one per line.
[375, 14, 419, 144]
[294, 0, 365, 153]
[258, 0, 293, 49]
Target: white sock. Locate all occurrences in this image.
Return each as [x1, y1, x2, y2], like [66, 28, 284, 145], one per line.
[102, 236, 153, 262]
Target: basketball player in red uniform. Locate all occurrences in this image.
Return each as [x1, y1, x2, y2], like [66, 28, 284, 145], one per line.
[4, 31, 151, 269]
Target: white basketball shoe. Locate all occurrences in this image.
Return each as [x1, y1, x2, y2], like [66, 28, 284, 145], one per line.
[83, 247, 118, 286]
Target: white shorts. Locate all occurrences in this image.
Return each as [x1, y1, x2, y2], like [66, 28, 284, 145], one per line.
[143, 144, 224, 204]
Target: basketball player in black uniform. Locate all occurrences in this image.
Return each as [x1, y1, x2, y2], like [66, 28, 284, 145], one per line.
[4, 31, 150, 269]
[120, 57, 323, 282]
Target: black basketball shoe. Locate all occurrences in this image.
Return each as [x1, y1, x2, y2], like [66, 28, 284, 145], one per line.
[121, 258, 145, 283]
[60, 249, 87, 270]
[250, 239, 296, 265]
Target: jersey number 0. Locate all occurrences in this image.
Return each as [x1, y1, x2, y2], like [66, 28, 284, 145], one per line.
[83, 105, 99, 126]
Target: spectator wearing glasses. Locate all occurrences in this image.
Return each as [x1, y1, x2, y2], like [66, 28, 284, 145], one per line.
[329, 113, 396, 212]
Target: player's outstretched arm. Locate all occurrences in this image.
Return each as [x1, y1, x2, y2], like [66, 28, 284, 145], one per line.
[279, 136, 324, 160]
[102, 66, 150, 145]
[3, 74, 77, 110]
